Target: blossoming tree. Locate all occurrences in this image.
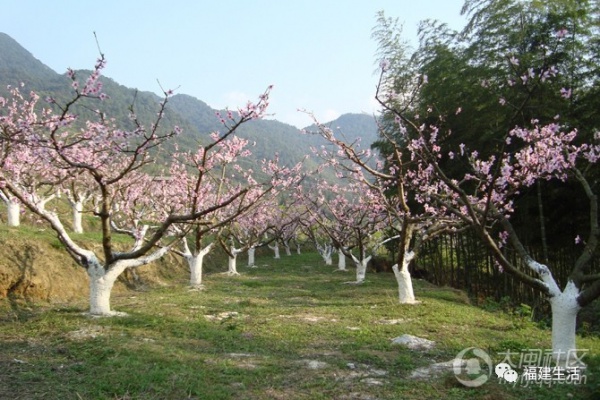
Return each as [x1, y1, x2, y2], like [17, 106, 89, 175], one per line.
[376, 47, 600, 364]
[0, 54, 277, 315]
[306, 118, 461, 302]
[303, 177, 393, 284]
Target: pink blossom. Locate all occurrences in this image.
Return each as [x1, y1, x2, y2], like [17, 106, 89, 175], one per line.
[379, 59, 391, 71]
[556, 28, 568, 39]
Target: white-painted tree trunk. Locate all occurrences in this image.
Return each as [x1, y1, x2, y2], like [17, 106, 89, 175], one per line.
[284, 240, 292, 256]
[337, 248, 347, 271]
[351, 255, 371, 283]
[269, 242, 281, 259]
[524, 260, 586, 366]
[187, 254, 204, 286]
[549, 281, 582, 366]
[317, 243, 333, 265]
[227, 245, 243, 275]
[392, 253, 417, 304]
[247, 247, 256, 268]
[72, 201, 83, 234]
[6, 200, 20, 227]
[181, 240, 213, 287]
[87, 261, 128, 316]
[228, 254, 239, 275]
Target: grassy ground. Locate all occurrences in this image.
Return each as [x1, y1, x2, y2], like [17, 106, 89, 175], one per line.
[1, 251, 598, 400]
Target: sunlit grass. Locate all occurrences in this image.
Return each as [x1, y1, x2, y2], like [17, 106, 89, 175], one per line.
[1, 251, 598, 399]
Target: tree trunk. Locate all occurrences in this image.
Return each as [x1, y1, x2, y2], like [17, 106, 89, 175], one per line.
[549, 281, 582, 366]
[227, 247, 241, 275]
[283, 239, 292, 256]
[317, 243, 333, 265]
[269, 242, 281, 259]
[188, 247, 212, 287]
[72, 201, 84, 234]
[87, 261, 127, 316]
[181, 241, 213, 287]
[394, 223, 418, 304]
[337, 248, 347, 271]
[537, 181, 549, 264]
[247, 247, 256, 267]
[188, 255, 203, 286]
[354, 256, 370, 283]
[6, 200, 20, 227]
[392, 252, 417, 304]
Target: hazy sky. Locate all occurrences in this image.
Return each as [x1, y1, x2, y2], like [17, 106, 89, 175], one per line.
[2, 0, 467, 128]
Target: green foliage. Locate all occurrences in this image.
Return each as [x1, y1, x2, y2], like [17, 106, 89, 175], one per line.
[372, 1, 600, 303]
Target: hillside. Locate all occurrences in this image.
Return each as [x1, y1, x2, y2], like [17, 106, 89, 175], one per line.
[0, 32, 379, 168]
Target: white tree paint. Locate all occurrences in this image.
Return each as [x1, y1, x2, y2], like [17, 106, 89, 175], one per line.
[71, 201, 84, 234]
[526, 260, 583, 365]
[64, 189, 93, 234]
[317, 243, 333, 265]
[19, 198, 171, 315]
[6, 199, 20, 227]
[87, 259, 127, 315]
[247, 246, 256, 267]
[549, 281, 581, 366]
[269, 241, 281, 259]
[283, 239, 292, 256]
[392, 227, 417, 304]
[337, 248, 347, 271]
[182, 241, 214, 288]
[227, 246, 243, 275]
[392, 251, 417, 304]
[349, 253, 371, 283]
[1, 191, 20, 227]
[87, 244, 170, 315]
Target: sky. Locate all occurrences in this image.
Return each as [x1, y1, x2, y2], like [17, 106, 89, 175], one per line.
[1, 0, 467, 128]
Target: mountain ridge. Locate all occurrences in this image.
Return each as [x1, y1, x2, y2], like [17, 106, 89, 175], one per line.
[0, 32, 379, 166]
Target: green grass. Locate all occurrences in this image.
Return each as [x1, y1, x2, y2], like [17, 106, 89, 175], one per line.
[1, 252, 599, 399]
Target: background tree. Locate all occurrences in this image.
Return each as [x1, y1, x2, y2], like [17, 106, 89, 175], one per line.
[375, 17, 600, 364]
[308, 115, 461, 303]
[373, 0, 600, 305]
[167, 130, 265, 288]
[304, 173, 390, 284]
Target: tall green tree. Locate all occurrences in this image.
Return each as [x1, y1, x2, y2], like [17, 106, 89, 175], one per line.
[372, 0, 600, 364]
[372, 0, 600, 296]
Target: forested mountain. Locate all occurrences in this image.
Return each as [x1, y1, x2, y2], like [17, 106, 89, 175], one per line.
[0, 32, 379, 168]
